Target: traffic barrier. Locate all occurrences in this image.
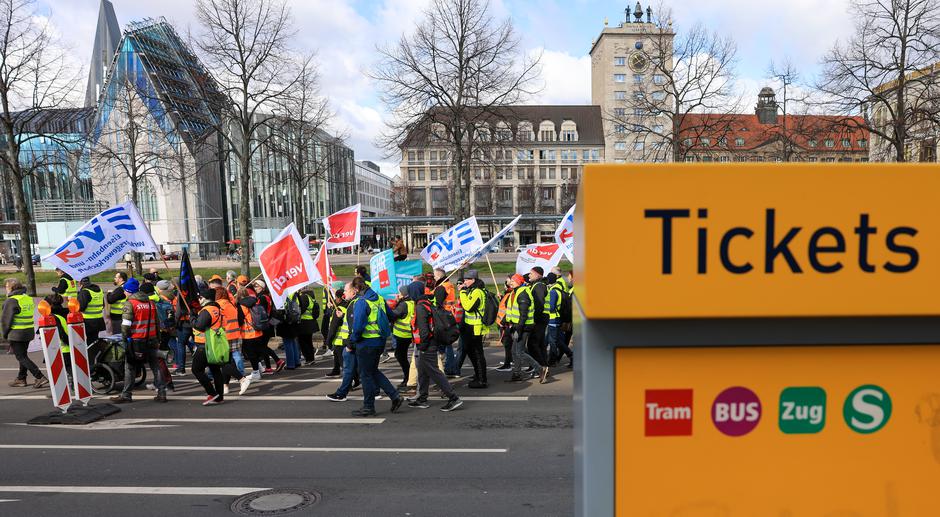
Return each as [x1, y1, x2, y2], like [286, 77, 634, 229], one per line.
[66, 298, 93, 406]
[37, 301, 71, 413]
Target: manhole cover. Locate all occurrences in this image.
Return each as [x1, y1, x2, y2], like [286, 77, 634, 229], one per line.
[231, 489, 320, 515]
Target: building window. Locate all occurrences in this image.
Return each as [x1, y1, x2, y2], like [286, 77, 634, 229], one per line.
[591, 149, 600, 161]
[651, 91, 666, 101]
[614, 56, 626, 66]
[825, 139, 834, 148]
[430, 168, 438, 180]
[418, 169, 425, 181]
[808, 139, 817, 147]
[841, 138, 851, 147]
[685, 156, 695, 162]
[614, 91, 626, 100]
[407, 151, 415, 162]
[718, 137, 727, 147]
[719, 155, 730, 162]
[615, 124, 626, 133]
[539, 167, 548, 180]
[613, 107, 626, 116]
[634, 142, 645, 151]
[735, 137, 745, 146]
[653, 74, 666, 85]
[634, 108, 644, 116]
[652, 124, 664, 134]
[858, 139, 867, 148]
[614, 74, 626, 83]
[549, 168, 556, 179]
[633, 73, 643, 84]
[614, 141, 627, 151]
[408, 168, 416, 181]
[700, 138, 711, 146]
[416, 150, 424, 161]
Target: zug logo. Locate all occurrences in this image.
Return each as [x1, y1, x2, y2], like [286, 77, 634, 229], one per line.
[645, 208, 918, 275]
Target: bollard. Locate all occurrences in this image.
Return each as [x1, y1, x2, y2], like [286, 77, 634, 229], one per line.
[36, 300, 72, 413]
[66, 298, 93, 406]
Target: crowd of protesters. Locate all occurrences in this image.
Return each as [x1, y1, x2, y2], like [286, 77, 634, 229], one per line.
[1, 262, 574, 416]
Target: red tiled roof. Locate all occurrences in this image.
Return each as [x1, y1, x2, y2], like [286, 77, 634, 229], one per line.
[677, 114, 870, 152]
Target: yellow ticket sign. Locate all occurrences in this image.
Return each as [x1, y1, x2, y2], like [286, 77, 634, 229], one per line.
[615, 344, 940, 515]
[577, 164, 940, 318]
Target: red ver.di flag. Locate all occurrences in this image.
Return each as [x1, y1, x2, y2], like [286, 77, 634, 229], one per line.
[310, 243, 337, 286]
[516, 243, 565, 274]
[259, 223, 317, 309]
[323, 203, 361, 250]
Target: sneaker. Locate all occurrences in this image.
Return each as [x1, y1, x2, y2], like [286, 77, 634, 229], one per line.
[468, 380, 488, 389]
[396, 381, 408, 389]
[441, 398, 463, 412]
[110, 395, 132, 403]
[446, 374, 460, 379]
[315, 347, 329, 356]
[325, 371, 341, 378]
[407, 399, 430, 409]
[390, 397, 403, 413]
[263, 367, 274, 374]
[223, 384, 230, 395]
[351, 408, 376, 417]
[523, 366, 534, 373]
[505, 375, 525, 383]
[146, 383, 155, 391]
[495, 363, 512, 371]
[202, 394, 220, 406]
[8, 378, 27, 387]
[33, 377, 49, 389]
[239, 376, 252, 395]
[326, 393, 347, 402]
[153, 393, 167, 403]
[303, 359, 316, 366]
[539, 367, 551, 384]
[351, 381, 361, 391]
[171, 370, 186, 377]
[380, 352, 391, 363]
[274, 359, 286, 373]
[250, 371, 261, 381]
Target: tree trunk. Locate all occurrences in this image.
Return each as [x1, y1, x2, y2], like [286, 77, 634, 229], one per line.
[239, 139, 251, 276]
[11, 169, 36, 296]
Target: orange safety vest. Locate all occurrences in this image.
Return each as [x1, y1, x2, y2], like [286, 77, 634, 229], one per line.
[128, 299, 158, 340]
[217, 299, 242, 342]
[241, 304, 263, 340]
[440, 281, 463, 324]
[193, 305, 222, 344]
[496, 289, 512, 326]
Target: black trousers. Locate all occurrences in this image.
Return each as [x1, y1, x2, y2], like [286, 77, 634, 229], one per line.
[499, 327, 513, 365]
[297, 332, 315, 363]
[462, 332, 486, 382]
[243, 337, 264, 371]
[259, 334, 279, 368]
[528, 320, 548, 366]
[394, 336, 411, 383]
[331, 343, 343, 374]
[10, 340, 42, 380]
[192, 348, 241, 401]
[416, 349, 455, 401]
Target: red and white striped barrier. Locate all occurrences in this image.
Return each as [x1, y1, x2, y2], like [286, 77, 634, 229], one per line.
[38, 315, 72, 413]
[66, 313, 93, 406]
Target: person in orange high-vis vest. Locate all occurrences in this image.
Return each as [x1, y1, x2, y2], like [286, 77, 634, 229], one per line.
[190, 287, 251, 405]
[237, 287, 265, 380]
[214, 288, 246, 387]
[495, 275, 515, 371]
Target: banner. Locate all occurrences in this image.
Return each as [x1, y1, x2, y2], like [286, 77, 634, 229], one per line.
[420, 216, 484, 272]
[369, 249, 398, 299]
[460, 215, 521, 268]
[555, 204, 575, 263]
[309, 243, 336, 287]
[43, 201, 159, 279]
[395, 260, 424, 291]
[178, 248, 201, 317]
[259, 223, 318, 309]
[323, 203, 361, 250]
[516, 242, 565, 274]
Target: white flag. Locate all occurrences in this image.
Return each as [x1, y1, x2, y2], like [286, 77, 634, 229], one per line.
[420, 216, 484, 272]
[43, 201, 159, 279]
[516, 243, 565, 275]
[555, 204, 575, 263]
[458, 215, 521, 269]
[258, 223, 318, 309]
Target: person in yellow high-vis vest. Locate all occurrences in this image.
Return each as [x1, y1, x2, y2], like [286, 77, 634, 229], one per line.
[458, 269, 489, 389]
[2, 278, 47, 388]
[77, 277, 106, 342]
[389, 286, 414, 388]
[53, 268, 78, 299]
[505, 274, 545, 383]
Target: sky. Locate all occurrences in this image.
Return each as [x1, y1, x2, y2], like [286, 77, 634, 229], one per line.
[42, 0, 857, 177]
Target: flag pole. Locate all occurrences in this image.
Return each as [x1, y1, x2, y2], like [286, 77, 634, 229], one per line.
[485, 255, 502, 297]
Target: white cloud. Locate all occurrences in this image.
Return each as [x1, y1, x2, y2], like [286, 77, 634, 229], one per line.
[528, 48, 591, 105]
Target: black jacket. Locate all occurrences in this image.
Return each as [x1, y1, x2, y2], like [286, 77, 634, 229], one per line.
[516, 288, 534, 331]
[413, 299, 436, 352]
[52, 274, 74, 295]
[530, 280, 547, 321]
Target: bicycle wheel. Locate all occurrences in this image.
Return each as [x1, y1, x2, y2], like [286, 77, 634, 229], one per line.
[90, 364, 116, 394]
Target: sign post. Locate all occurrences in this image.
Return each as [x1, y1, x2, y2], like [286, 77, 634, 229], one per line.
[575, 164, 940, 516]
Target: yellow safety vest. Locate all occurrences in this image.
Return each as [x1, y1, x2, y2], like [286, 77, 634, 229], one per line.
[10, 294, 34, 330]
[109, 288, 126, 316]
[148, 293, 160, 303]
[54, 313, 69, 353]
[82, 289, 104, 320]
[505, 285, 534, 326]
[393, 300, 414, 339]
[333, 305, 349, 347]
[297, 293, 316, 321]
[361, 298, 381, 339]
[544, 284, 564, 320]
[63, 279, 78, 299]
[460, 287, 487, 335]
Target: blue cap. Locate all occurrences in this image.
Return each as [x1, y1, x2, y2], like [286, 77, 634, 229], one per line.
[124, 277, 140, 294]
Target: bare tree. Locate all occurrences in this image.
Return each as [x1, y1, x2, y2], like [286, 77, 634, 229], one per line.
[0, 0, 81, 294]
[90, 79, 181, 274]
[269, 56, 341, 235]
[611, 5, 739, 162]
[373, 0, 541, 219]
[193, 0, 301, 274]
[818, 0, 940, 162]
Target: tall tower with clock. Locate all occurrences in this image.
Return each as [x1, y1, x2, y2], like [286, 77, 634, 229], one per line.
[590, 3, 675, 163]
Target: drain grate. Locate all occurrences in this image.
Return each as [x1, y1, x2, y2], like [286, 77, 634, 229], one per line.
[231, 489, 320, 515]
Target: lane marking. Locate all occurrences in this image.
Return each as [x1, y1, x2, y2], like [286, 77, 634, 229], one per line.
[0, 395, 529, 402]
[0, 444, 507, 453]
[0, 486, 266, 496]
[9, 417, 385, 430]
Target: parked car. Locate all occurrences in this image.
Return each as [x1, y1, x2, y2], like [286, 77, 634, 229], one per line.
[142, 252, 158, 261]
[368, 247, 382, 254]
[31, 253, 40, 265]
[162, 251, 180, 261]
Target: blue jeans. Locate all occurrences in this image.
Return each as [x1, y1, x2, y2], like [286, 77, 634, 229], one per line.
[167, 336, 184, 371]
[356, 345, 399, 411]
[232, 349, 245, 376]
[547, 324, 571, 361]
[335, 347, 358, 397]
[443, 342, 458, 375]
[283, 337, 300, 368]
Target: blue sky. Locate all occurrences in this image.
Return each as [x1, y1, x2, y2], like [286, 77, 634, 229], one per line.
[44, 0, 856, 176]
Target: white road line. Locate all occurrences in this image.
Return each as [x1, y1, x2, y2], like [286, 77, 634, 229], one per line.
[0, 445, 507, 453]
[0, 486, 265, 496]
[10, 417, 385, 430]
[0, 395, 529, 401]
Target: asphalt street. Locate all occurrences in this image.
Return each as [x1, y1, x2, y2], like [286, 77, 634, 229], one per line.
[0, 342, 574, 516]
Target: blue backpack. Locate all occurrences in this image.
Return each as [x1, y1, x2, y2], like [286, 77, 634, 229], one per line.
[375, 300, 392, 341]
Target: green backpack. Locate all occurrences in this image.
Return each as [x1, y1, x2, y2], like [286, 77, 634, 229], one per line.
[204, 307, 230, 365]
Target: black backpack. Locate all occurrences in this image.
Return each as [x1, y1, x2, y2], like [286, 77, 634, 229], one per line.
[429, 304, 460, 346]
[250, 303, 272, 331]
[480, 289, 500, 327]
[557, 287, 573, 323]
[283, 295, 301, 325]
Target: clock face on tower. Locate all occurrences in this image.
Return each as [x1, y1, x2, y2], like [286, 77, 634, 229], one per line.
[629, 52, 648, 73]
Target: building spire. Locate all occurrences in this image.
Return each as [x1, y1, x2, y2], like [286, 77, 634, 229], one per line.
[84, 0, 121, 108]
